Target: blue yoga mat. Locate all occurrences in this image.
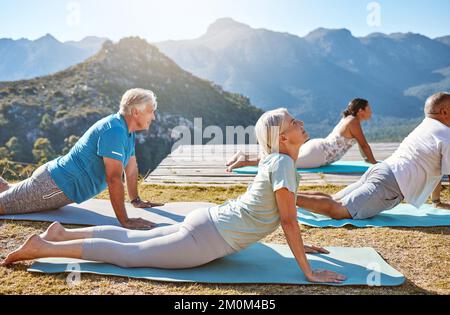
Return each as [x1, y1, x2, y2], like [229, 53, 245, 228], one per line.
[28, 243, 405, 286]
[233, 161, 373, 174]
[298, 204, 450, 228]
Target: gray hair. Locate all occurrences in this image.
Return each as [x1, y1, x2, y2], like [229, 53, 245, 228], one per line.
[424, 92, 450, 115]
[254, 108, 289, 159]
[119, 88, 158, 115]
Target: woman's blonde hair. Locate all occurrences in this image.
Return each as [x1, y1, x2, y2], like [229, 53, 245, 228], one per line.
[254, 108, 289, 159]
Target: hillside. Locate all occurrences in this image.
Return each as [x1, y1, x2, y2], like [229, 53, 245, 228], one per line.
[0, 37, 262, 174]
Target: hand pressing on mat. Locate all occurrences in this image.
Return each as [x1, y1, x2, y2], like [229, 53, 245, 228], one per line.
[276, 187, 346, 284]
[306, 269, 347, 284]
[131, 197, 165, 209]
[304, 245, 330, 254]
[121, 217, 156, 230]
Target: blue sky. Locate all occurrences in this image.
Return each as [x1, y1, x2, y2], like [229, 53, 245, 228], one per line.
[1, 0, 449, 42]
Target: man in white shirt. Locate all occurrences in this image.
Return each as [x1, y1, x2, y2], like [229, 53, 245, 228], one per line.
[297, 92, 450, 220]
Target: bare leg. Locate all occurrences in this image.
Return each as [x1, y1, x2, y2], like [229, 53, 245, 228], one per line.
[297, 194, 352, 220]
[227, 151, 248, 166]
[1, 234, 83, 266]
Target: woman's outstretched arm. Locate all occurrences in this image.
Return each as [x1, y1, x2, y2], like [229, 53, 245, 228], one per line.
[349, 120, 377, 164]
[275, 188, 346, 283]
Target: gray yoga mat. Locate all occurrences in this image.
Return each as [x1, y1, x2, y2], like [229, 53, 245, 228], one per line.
[0, 199, 216, 227]
[28, 243, 405, 286]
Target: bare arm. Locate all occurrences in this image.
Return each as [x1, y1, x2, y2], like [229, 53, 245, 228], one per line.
[349, 120, 377, 164]
[104, 157, 155, 229]
[124, 156, 165, 208]
[124, 156, 139, 201]
[276, 188, 346, 283]
[358, 144, 370, 163]
[432, 180, 450, 210]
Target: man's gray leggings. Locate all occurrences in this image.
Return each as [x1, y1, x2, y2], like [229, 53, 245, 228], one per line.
[0, 164, 73, 214]
[82, 207, 237, 269]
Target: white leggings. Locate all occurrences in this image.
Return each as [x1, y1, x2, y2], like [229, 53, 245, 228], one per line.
[295, 139, 327, 168]
[81, 208, 236, 269]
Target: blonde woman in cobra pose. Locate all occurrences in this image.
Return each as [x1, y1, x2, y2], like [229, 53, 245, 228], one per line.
[227, 98, 377, 172]
[2, 108, 346, 284]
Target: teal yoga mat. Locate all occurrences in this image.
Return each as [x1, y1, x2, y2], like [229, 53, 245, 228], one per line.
[2, 199, 448, 229]
[233, 160, 373, 175]
[28, 243, 405, 286]
[298, 204, 450, 228]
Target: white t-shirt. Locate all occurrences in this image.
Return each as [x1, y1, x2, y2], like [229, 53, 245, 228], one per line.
[385, 117, 450, 208]
[209, 153, 301, 251]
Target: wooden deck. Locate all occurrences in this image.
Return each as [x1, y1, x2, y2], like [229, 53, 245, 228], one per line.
[144, 143, 407, 187]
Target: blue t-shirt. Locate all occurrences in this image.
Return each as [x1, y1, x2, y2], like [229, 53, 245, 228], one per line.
[47, 113, 136, 203]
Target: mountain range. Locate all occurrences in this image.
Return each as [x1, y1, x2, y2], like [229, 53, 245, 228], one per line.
[0, 35, 106, 81]
[0, 37, 262, 173]
[156, 18, 450, 125]
[1, 18, 449, 143]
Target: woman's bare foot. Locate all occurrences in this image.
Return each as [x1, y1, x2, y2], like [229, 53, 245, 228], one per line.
[226, 151, 245, 166]
[40, 222, 66, 242]
[1, 234, 47, 266]
[226, 159, 246, 173]
[0, 176, 10, 193]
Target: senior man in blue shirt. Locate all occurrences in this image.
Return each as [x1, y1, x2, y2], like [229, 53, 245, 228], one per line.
[0, 88, 162, 230]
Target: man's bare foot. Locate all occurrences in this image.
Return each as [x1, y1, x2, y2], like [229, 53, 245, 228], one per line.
[435, 202, 450, 210]
[1, 234, 46, 266]
[0, 177, 10, 193]
[226, 151, 245, 166]
[40, 222, 66, 242]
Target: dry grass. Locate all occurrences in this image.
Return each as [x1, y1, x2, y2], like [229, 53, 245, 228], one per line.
[1, 184, 449, 295]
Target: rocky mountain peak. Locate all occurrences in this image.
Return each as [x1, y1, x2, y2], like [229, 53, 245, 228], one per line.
[305, 27, 354, 42]
[94, 37, 176, 70]
[36, 33, 59, 44]
[205, 18, 252, 36]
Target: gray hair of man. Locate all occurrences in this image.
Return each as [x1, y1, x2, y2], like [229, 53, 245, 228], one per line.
[254, 108, 290, 159]
[424, 92, 450, 116]
[119, 88, 158, 116]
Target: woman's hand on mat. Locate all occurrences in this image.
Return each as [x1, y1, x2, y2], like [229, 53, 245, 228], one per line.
[304, 245, 330, 254]
[121, 217, 156, 230]
[306, 269, 347, 283]
[132, 199, 165, 209]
